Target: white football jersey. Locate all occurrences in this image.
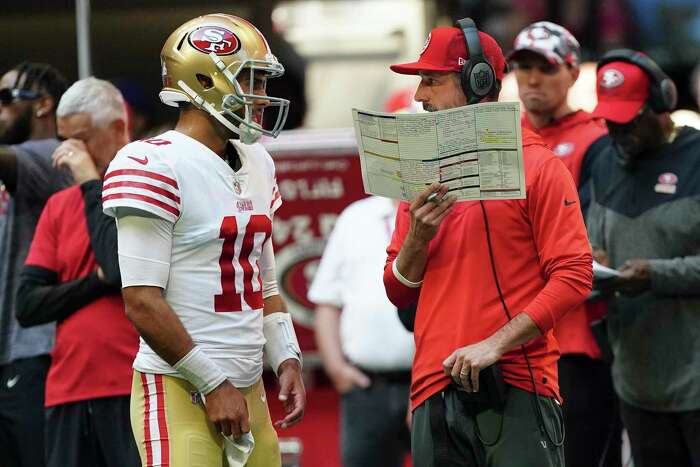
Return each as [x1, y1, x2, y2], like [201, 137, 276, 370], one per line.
[103, 130, 281, 386]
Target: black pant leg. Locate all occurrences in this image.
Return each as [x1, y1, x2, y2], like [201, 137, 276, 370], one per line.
[619, 400, 692, 467]
[90, 396, 140, 467]
[0, 356, 49, 467]
[558, 354, 622, 467]
[679, 408, 700, 467]
[45, 401, 92, 467]
[340, 381, 411, 467]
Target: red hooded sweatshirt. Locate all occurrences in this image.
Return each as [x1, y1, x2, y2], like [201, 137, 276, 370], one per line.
[523, 111, 608, 358]
[384, 128, 592, 410]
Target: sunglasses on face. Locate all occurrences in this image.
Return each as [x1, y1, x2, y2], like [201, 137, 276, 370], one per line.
[0, 88, 42, 105]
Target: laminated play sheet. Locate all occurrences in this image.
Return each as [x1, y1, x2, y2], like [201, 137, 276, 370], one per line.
[352, 101, 526, 201]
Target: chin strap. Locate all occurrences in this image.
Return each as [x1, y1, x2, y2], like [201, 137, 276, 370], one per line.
[176, 80, 262, 144]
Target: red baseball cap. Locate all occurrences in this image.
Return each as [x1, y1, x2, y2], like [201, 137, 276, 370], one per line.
[390, 26, 506, 80]
[592, 61, 650, 124]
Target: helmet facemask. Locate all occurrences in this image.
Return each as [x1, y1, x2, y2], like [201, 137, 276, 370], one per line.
[176, 52, 289, 144]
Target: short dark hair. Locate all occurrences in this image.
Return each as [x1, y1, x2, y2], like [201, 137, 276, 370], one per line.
[11, 62, 69, 112]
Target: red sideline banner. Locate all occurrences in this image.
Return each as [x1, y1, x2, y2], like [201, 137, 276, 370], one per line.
[263, 129, 366, 362]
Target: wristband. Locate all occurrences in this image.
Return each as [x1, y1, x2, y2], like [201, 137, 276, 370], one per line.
[263, 312, 302, 375]
[392, 258, 423, 288]
[173, 346, 227, 395]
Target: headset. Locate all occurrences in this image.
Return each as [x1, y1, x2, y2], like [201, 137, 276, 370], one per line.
[598, 48, 678, 113]
[455, 18, 496, 105]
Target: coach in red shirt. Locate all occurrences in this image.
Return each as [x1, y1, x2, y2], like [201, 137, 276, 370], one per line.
[384, 19, 592, 467]
[16, 78, 139, 467]
[508, 22, 620, 467]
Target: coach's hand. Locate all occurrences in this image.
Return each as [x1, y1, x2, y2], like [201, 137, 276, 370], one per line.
[206, 380, 250, 439]
[275, 359, 306, 429]
[407, 183, 456, 245]
[443, 339, 502, 393]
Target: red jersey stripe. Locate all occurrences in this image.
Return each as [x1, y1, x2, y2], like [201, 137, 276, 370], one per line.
[105, 169, 179, 189]
[154, 375, 170, 466]
[140, 373, 154, 467]
[102, 193, 180, 217]
[103, 181, 181, 203]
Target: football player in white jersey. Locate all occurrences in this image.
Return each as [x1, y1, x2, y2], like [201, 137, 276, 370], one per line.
[101, 14, 305, 467]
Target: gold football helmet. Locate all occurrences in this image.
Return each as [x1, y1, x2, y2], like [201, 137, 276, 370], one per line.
[160, 14, 289, 143]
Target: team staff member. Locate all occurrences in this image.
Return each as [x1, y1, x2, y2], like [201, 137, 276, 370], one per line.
[0, 62, 69, 467]
[310, 196, 413, 467]
[16, 78, 139, 467]
[103, 14, 305, 466]
[384, 21, 592, 467]
[588, 51, 700, 467]
[508, 22, 619, 467]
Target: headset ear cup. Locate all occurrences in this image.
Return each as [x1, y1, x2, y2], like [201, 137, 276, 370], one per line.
[647, 82, 664, 113]
[461, 62, 475, 103]
[660, 78, 678, 112]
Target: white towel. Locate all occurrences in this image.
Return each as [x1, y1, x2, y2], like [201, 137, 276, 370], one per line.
[224, 431, 255, 467]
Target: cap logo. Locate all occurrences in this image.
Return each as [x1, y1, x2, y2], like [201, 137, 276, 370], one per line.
[528, 26, 552, 40]
[458, 57, 467, 66]
[600, 69, 624, 89]
[420, 33, 431, 56]
[189, 26, 240, 56]
[516, 26, 553, 49]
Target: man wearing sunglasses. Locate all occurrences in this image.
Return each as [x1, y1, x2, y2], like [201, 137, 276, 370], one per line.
[508, 22, 620, 467]
[587, 53, 700, 467]
[0, 62, 70, 467]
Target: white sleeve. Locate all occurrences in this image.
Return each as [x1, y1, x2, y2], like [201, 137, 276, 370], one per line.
[116, 213, 173, 288]
[307, 210, 347, 307]
[102, 141, 182, 223]
[260, 237, 279, 299]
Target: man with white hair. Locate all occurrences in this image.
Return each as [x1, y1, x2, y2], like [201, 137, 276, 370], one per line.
[16, 77, 139, 467]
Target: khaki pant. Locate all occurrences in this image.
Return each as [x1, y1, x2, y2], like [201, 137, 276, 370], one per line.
[130, 371, 280, 467]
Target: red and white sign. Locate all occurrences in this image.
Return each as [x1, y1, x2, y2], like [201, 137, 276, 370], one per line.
[264, 129, 366, 353]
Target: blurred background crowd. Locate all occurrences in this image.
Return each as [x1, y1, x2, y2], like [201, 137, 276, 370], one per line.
[4, 0, 700, 136]
[3, 1, 700, 467]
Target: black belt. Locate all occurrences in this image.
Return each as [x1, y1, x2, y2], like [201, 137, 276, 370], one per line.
[356, 367, 411, 384]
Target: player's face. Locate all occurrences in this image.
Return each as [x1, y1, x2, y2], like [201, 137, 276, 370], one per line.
[414, 72, 468, 112]
[512, 52, 577, 116]
[235, 69, 269, 127]
[57, 112, 123, 173]
[0, 70, 34, 145]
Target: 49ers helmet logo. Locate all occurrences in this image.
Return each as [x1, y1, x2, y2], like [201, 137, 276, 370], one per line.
[189, 26, 240, 55]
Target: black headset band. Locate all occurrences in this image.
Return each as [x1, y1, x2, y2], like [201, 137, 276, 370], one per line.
[456, 18, 485, 65]
[598, 49, 669, 84]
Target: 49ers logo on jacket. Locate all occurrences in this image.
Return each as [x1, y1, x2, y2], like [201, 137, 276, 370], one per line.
[189, 27, 240, 55]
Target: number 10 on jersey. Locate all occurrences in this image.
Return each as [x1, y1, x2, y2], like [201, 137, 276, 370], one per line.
[215, 214, 272, 312]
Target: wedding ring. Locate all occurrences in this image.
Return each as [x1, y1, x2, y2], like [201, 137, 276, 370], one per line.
[426, 192, 440, 203]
